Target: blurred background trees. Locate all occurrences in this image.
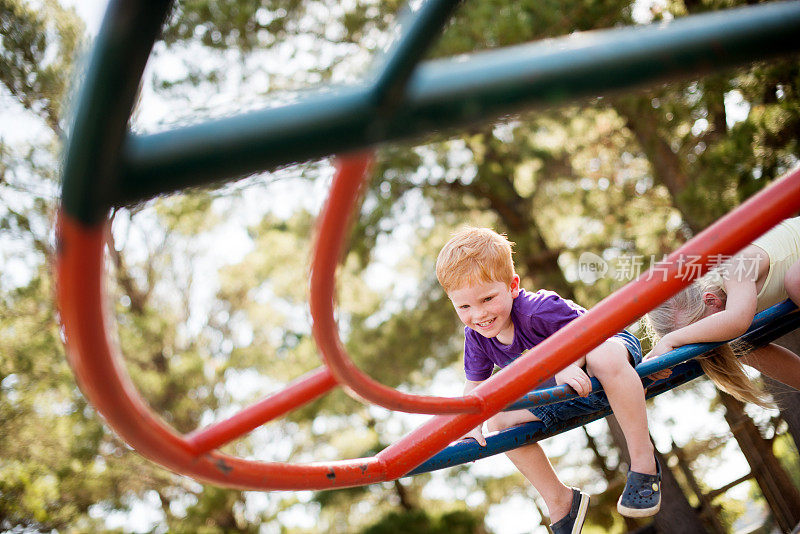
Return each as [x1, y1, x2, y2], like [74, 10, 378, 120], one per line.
[1, 0, 798, 531]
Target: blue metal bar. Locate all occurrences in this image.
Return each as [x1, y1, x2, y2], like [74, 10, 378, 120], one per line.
[407, 360, 703, 476]
[506, 299, 798, 412]
[112, 2, 800, 211]
[408, 300, 799, 476]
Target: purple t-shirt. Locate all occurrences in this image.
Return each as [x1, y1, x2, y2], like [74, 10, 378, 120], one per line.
[464, 288, 585, 384]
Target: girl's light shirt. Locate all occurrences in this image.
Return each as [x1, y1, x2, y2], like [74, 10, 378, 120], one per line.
[751, 216, 800, 312]
[463, 288, 584, 384]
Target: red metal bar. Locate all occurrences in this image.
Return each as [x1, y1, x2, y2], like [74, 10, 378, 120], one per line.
[309, 153, 484, 414]
[57, 166, 800, 489]
[56, 213, 387, 490]
[186, 366, 337, 454]
[376, 167, 800, 478]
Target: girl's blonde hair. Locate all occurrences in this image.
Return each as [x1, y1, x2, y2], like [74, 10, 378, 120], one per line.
[436, 227, 516, 293]
[645, 273, 771, 407]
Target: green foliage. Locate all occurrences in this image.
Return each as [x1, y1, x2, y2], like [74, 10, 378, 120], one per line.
[0, 268, 166, 531]
[3, 0, 800, 531]
[774, 432, 800, 488]
[0, 0, 83, 133]
[361, 509, 484, 534]
[154, 192, 221, 235]
[164, 0, 325, 51]
[437, 0, 631, 56]
[346, 288, 463, 386]
[168, 486, 260, 533]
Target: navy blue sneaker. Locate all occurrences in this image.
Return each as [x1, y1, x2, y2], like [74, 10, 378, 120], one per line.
[550, 487, 590, 534]
[617, 456, 662, 518]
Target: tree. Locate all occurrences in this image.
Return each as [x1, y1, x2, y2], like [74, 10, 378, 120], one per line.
[4, 0, 799, 531]
[0, 2, 274, 530]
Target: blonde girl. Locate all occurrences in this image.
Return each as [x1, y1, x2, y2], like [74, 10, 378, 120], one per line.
[645, 217, 800, 404]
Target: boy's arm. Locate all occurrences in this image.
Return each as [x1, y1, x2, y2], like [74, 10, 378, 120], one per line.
[461, 380, 487, 446]
[554, 364, 592, 397]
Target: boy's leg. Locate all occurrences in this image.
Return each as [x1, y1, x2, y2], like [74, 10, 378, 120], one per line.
[486, 410, 575, 522]
[741, 343, 800, 390]
[585, 340, 655, 475]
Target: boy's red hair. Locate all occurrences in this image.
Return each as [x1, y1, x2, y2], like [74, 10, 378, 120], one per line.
[436, 227, 515, 293]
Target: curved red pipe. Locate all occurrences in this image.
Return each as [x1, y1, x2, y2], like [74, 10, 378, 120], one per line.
[56, 164, 800, 489]
[309, 153, 484, 414]
[55, 213, 387, 490]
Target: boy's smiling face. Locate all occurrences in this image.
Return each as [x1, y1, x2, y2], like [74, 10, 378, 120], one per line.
[447, 275, 520, 345]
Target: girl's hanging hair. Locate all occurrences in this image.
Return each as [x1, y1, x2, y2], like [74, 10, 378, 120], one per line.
[645, 274, 772, 408]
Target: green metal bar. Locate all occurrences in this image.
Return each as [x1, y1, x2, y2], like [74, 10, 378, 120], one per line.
[369, 0, 462, 110]
[61, 0, 173, 224]
[115, 1, 800, 209]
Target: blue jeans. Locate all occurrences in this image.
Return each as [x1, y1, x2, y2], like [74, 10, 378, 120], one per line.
[528, 330, 642, 428]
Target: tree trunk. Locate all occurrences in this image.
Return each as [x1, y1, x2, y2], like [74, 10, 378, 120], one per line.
[393, 479, 415, 512]
[719, 392, 800, 532]
[768, 330, 800, 450]
[583, 425, 642, 531]
[613, 97, 702, 234]
[583, 426, 616, 481]
[651, 448, 708, 534]
[606, 416, 708, 533]
[671, 440, 727, 534]
[764, 375, 800, 453]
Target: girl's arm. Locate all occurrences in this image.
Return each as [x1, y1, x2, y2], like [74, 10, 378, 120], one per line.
[650, 276, 758, 357]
